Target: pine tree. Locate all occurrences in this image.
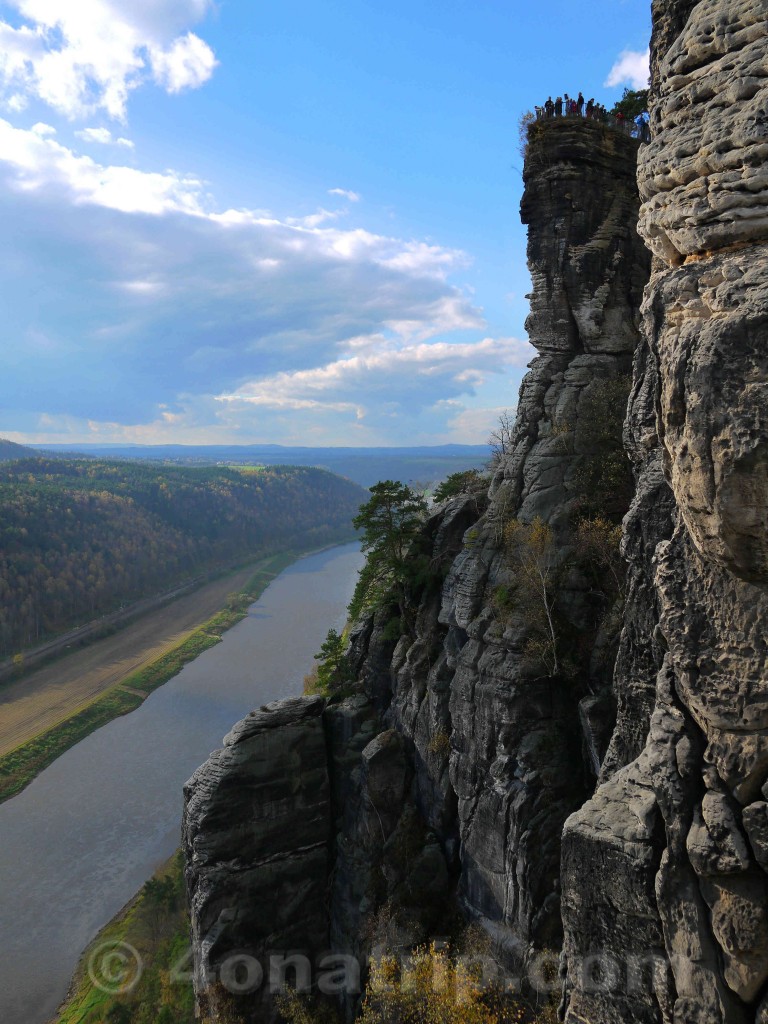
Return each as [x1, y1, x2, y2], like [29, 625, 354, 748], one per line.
[349, 481, 428, 626]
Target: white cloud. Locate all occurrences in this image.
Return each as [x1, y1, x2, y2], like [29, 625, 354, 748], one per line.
[604, 48, 650, 90]
[149, 31, 217, 94]
[0, 0, 217, 119]
[328, 188, 360, 202]
[5, 92, 26, 110]
[285, 208, 342, 229]
[443, 404, 516, 444]
[218, 336, 532, 428]
[76, 127, 135, 147]
[77, 127, 112, 144]
[115, 279, 166, 295]
[0, 124, 478, 289]
[0, 118, 205, 213]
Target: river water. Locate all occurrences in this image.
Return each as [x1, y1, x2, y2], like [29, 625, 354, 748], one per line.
[0, 543, 363, 1024]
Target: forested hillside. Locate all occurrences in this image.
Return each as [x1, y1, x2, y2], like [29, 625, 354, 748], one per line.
[0, 459, 365, 656]
[0, 438, 42, 462]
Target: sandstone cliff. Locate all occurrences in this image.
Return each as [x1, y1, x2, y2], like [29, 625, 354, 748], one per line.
[561, 2, 768, 1022]
[389, 116, 649, 963]
[183, 114, 651, 1021]
[184, 7, 768, 1020]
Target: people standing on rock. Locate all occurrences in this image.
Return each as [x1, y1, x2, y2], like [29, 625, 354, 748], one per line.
[634, 110, 650, 142]
[554, 96, 563, 117]
[577, 92, 584, 116]
[586, 97, 594, 119]
[563, 93, 570, 115]
[545, 96, 554, 117]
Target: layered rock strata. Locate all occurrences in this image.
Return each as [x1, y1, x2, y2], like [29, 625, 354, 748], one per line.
[561, 2, 768, 1021]
[184, 693, 454, 1023]
[183, 697, 332, 1024]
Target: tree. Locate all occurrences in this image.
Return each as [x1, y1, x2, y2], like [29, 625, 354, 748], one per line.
[359, 942, 519, 1024]
[433, 470, 481, 504]
[575, 516, 625, 600]
[503, 517, 561, 676]
[313, 628, 352, 693]
[488, 412, 515, 469]
[518, 109, 536, 159]
[349, 481, 428, 625]
[611, 87, 649, 120]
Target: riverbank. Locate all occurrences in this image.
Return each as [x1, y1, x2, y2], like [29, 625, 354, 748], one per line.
[0, 540, 353, 805]
[53, 850, 193, 1024]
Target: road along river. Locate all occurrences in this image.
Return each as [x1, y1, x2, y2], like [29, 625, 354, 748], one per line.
[0, 543, 363, 1024]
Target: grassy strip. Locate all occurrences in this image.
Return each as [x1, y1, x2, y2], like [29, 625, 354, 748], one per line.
[0, 546, 327, 806]
[55, 850, 195, 1024]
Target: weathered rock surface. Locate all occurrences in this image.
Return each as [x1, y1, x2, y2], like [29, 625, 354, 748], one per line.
[562, 2, 768, 1021]
[184, 690, 453, 1023]
[183, 696, 331, 1024]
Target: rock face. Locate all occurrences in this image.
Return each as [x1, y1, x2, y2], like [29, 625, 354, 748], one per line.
[184, 692, 455, 1022]
[346, 117, 650, 971]
[183, 697, 332, 1024]
[561, 2, 768, 1022]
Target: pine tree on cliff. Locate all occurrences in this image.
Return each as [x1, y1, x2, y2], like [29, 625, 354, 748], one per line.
[349, 480, 427, 630]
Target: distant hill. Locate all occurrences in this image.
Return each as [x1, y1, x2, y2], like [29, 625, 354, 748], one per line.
[0, 458, 366, 655]
[0, 438, 42, 462]
[34, 443, 492, 488]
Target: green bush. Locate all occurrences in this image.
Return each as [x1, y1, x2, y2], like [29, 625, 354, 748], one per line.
[433, 470, 482, 503]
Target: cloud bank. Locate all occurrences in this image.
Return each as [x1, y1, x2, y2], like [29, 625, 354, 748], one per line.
[0, 119, 532, 445]
[0, 0, 531, 446]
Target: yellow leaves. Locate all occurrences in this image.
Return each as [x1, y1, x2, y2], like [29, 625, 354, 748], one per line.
[427, 731, 451, 757]
[360, 943, 524, 1024]
[501, 516, 560, 676]
[503, 516, 554, 561]
[575, 515, 621, 550]
[574, 515, 625, 598]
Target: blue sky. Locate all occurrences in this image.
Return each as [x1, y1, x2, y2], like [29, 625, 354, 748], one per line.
[0, 0, 651, 447]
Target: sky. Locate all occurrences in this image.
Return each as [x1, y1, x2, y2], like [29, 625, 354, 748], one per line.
[0, 0, 651, 448]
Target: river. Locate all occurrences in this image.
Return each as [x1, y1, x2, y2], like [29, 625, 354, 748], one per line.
[0, 543, 363, 1024]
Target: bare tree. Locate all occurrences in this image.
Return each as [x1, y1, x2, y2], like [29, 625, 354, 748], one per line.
[504, 517, 561, 676]
[488, 410, 515, 469]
